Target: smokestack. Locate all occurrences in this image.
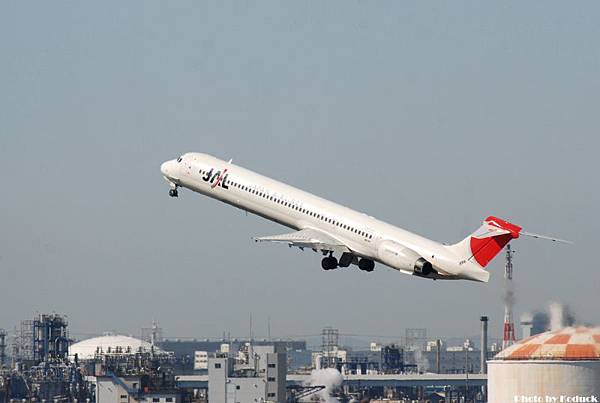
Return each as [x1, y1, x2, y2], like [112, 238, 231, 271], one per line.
[480, 316, 488, 374]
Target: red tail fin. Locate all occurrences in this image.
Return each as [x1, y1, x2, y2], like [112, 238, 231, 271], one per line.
[449, 216, 522, 268]
[469, 216, 521, 267]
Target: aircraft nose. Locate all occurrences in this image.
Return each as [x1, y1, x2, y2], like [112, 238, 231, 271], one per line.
[161, 160, 173, 177]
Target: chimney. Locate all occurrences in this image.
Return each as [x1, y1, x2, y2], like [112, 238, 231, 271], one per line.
[480, 316, 488, 374]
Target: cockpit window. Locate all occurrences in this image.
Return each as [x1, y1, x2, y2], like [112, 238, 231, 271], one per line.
[177, 156, 183, 163]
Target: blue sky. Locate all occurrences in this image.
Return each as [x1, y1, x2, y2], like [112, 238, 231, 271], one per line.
[1, 1, 598, 343]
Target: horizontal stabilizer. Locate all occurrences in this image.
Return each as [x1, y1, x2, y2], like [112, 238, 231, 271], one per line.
[520, 230, 573, 244]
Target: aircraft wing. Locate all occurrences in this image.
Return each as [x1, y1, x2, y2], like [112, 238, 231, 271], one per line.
[253, 228, 351, 253]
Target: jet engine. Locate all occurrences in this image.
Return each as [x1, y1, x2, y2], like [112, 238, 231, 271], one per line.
[377, 240, 435, 277]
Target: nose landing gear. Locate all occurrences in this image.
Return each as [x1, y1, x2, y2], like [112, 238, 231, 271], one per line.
[168, 184, 179, 198]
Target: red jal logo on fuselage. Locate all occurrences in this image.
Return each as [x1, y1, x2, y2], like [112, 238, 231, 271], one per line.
[202, 168, 229, 189]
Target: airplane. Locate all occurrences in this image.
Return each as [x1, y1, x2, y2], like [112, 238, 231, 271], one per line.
[160, 153, 570, 282]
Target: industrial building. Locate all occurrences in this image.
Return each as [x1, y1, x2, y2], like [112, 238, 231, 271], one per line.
[208, 345, 287, 403]
[95, 375, 180, 403]
[313, 344, 414, 374]
[158, 339, 306, 361]
[0, 314, 92, 402]
[5, 310, 598, 402]
[488, 326, 600, 402]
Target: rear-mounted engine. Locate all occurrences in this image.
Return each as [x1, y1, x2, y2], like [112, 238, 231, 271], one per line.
[377, 241, 437, 277]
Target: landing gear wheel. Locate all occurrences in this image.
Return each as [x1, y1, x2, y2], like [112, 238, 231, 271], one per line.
[358, 258, 374, 272]
[321, 256, 338, 271]
[169, 188, 179, 197]
[338, 252, 353, 268]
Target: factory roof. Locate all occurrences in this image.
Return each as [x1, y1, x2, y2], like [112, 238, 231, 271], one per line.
[70, 334, 165, 360]
[493, 326, 600, 361]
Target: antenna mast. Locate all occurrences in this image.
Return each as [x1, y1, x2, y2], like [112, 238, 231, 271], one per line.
[502, 244, 516, 349]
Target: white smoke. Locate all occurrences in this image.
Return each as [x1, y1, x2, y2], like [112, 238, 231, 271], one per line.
[549, 301, 576, 331]
[413, 349, 430, 373]
[549, 301, 564, 331]
[526, 302, 577, 334]
[520, 312, 533, 322]
[503, 277, 515, 306]
[306, 368, 343, 403]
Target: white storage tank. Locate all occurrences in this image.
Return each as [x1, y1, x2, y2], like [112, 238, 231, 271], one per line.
[488, 326, 600, 403]
[69, 334, 166, 360]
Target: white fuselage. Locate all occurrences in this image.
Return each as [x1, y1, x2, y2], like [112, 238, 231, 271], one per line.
[161, 153, 489, 282]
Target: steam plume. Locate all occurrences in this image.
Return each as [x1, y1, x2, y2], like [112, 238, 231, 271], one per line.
[306, 368, 343, 403]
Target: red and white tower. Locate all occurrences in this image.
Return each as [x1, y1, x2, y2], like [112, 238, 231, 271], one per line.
[502, 244, 516, 349]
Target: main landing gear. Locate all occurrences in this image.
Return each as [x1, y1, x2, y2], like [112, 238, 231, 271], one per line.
[321, 252, 375, 272]
[358, 258, 375, 272]
[321, 254, 338, 270]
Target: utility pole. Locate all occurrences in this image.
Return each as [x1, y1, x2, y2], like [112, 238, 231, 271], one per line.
[465, 346, 469, 403]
